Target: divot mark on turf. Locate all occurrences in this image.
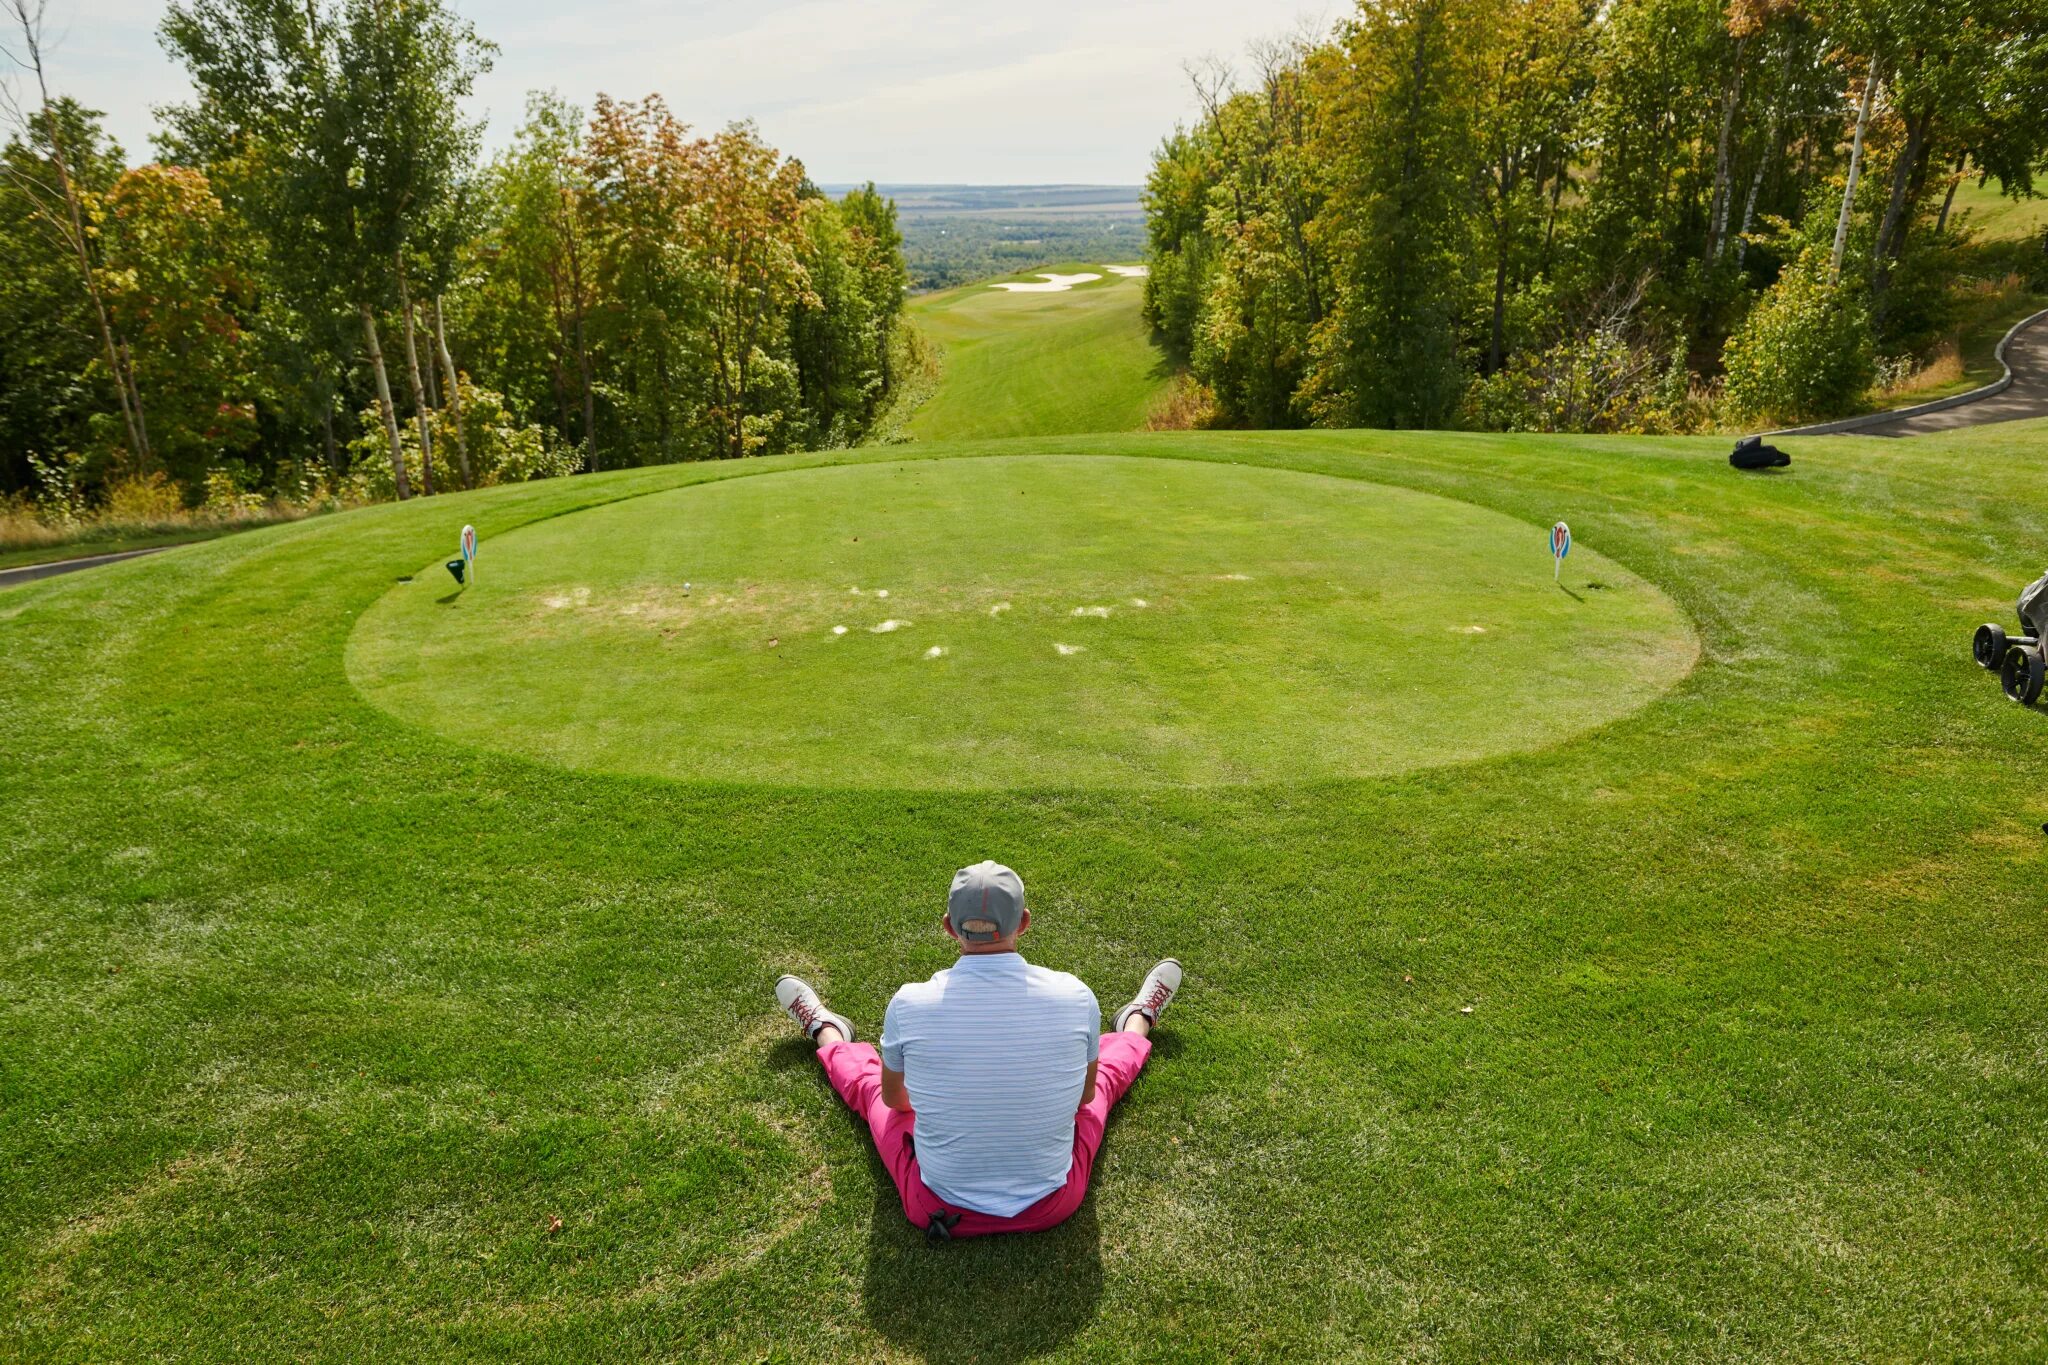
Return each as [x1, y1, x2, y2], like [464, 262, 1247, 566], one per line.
[1458, 625, 1487, 634]
[1130, 598, 1149, 607]
[1073, 605, 1112, 617]
[831, 625, 848, 636]
[870, 619, 908, 633]
[924, 646, 948, 659]
[1218, 573, 1251, 581]
[990, 602, 1011, 615]
[1054, 642, 1084, 656]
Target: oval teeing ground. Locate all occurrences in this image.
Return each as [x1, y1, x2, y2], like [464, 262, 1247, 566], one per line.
[346, 454, 1698, 789]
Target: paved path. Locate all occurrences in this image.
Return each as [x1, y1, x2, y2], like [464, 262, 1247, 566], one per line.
[1858, 309, 2048, 436]
[0, 545, 167, 590]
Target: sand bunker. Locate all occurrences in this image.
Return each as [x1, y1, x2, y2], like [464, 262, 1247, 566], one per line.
[989, 272, 1102, 293]
[1104, 265, 1149, 278]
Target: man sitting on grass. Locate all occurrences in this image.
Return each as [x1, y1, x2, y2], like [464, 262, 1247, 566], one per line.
[776, 860, 1181, 1242]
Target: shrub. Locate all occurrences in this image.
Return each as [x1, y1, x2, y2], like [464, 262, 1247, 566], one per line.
[1723, 256, 1876, 423]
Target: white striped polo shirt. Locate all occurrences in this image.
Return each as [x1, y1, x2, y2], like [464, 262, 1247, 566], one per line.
[880, 951, 1101, 1217]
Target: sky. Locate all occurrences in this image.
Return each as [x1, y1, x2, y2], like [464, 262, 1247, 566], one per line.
[25, 0, 1333, 184]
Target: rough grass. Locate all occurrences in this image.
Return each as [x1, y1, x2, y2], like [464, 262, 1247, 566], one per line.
[904, 265, 1176, 441]
[6, 423, 2048, 1360]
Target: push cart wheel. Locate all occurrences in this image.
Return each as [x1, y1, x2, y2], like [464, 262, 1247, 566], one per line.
[2002, 646, 2044, 705]
[1975, 623, 2009, 669]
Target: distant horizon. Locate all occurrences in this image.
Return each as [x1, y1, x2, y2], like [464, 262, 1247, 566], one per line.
[36, 0, 1331, 182]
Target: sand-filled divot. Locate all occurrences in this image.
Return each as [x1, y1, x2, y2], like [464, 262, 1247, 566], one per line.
[924, 646, 948, 659]
[1054, 643, 1085, 656]
[1072, 605, 1112, 617]
[989, 272, 1102, 293]
[831, 626, 848, 636]
[990, 602, 1011, 616]
[870, 619, 908, 633]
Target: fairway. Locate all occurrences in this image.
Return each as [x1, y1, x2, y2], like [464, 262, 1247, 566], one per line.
[349, 455, 1693, 787]
[905, 267, 1174, 440]
[7, 425, 2048, 1359]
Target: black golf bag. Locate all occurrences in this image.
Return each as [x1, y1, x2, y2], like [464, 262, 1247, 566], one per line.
[1729, 435, 1791, 470]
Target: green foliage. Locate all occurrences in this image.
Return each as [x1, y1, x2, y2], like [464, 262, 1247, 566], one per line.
[1143, 0, 2047, 431]
[1723, 253, 1878, 421]
[1465, 284, 1695, 432]
[345, 378, 578, 499]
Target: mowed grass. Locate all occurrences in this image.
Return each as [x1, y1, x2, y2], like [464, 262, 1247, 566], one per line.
[1950, 176, 2048, 241]
[6, 424, 2048, 1359]
[905, 265, 1174, 440]
[349, 454, 1693, 788]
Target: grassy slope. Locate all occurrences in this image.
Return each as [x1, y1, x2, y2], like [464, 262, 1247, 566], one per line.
[1949, 177, 2048, 241]
[904, 265, 1174, 440]
[5, 423, 2048, 1359]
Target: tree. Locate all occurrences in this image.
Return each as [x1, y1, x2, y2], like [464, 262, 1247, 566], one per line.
[1, 0, 151, 470]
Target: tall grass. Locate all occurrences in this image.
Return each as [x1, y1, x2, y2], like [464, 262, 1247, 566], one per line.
[1, 471, 334, 564]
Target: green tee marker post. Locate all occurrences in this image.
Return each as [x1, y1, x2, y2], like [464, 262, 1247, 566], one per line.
[1550, 521, 1570, 584]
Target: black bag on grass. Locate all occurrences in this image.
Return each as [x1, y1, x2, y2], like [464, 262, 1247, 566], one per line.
[1730, 435, 1791, 470]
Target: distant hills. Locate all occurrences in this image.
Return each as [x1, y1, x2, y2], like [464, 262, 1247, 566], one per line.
[819, 185, 1147, 290]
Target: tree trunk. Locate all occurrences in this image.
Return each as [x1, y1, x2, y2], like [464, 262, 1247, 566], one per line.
[1829, 56, 1882, 286]
[1871, 108, 1932, 325]
[563, 201, 598, 471]
[1706, 37, 1747, 262]
[1934, 150, 1967, 235]
[359, 303, 411, 500]
[320, 389, 339, 476]
[432, 296, 472, 488]
[394, 260, 435, 495]
[1874, 107, 1931, 269]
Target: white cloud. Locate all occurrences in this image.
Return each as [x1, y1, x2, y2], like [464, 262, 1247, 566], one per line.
[34, 0, 1332, 182]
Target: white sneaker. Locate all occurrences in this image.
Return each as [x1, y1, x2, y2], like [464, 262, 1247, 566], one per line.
[775, 975, 855, 1042]
[1112, 959, 1183, 1032]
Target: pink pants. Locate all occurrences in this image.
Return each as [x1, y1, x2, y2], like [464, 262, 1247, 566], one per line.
[817, 1031, 1151, 1238]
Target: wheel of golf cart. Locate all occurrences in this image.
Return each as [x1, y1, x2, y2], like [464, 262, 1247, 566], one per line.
[2001, 646, 2045, 705]
[1975, 623, 2008, 669]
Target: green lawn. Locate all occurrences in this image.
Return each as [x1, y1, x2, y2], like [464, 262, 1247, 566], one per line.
[904, 265, 1175, 440]
[6, 424, 2048, 1359]
[1949, 176, 2048, 241]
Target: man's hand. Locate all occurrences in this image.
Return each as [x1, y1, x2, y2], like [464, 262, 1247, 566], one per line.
[881, 1065, 914, 1112]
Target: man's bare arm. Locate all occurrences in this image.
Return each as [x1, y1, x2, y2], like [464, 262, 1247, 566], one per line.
[880, 1065, 914, 1112]
[1078, 1059, 1098, 1109]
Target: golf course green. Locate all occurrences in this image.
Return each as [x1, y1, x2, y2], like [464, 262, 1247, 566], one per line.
[904, 266, 1174, 440]
[6, 422, 2048, 1358]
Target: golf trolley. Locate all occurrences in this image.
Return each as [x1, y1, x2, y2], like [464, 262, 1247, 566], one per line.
[1973, 569, 2048, 704]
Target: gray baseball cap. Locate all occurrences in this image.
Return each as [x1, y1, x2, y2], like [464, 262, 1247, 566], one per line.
[947, 861, 1026, 944]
